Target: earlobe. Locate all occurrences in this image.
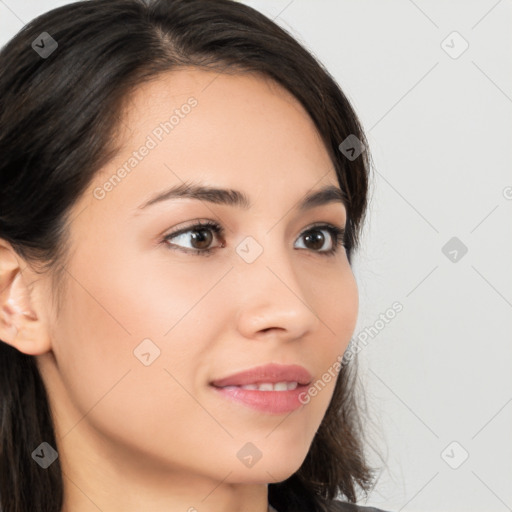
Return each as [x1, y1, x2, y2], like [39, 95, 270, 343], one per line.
[0, 243, 52, 355]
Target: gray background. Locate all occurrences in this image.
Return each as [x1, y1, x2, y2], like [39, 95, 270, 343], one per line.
[1, 1, 511, 510]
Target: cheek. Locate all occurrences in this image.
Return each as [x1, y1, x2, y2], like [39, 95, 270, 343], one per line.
[312, 263, 358, 393]
[50, 261, 210, 459]
[315, 260, 359, 354]
[53, 240, 220, 391]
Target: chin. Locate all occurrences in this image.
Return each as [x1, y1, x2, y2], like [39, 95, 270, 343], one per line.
[227, 452, 307, 484]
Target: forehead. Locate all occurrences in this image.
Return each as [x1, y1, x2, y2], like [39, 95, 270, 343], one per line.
[78, 68, 340, 222]
[115, 67, 332, 168]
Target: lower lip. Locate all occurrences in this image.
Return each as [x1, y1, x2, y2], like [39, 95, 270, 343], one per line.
[210, 384, 309, 414]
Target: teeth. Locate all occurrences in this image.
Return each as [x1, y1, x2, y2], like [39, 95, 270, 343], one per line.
[239, 381, 299, 391]
[240, 384, 258, 390]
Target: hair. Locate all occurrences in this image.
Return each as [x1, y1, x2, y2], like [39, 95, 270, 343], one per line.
[0, 1, 377, 511]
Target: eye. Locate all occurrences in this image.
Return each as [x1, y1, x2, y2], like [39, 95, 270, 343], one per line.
[162, 220, 225, 257]
[294, 223, 345, 256]
[161, 220, 345, 257]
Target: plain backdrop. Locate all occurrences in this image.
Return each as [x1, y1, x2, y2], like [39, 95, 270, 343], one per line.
[1, 1, 511, 511]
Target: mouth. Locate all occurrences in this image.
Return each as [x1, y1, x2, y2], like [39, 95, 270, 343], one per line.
[212, 381, 301, 392]
[209, 362, 313, 388]
[208, 363, 313, 414]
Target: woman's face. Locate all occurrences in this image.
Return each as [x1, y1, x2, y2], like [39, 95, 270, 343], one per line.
[37, 68, 358, 497]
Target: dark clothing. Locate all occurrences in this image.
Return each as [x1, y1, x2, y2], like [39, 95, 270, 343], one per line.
[329, 501, 389, 512]
[269, 500, 390, 512]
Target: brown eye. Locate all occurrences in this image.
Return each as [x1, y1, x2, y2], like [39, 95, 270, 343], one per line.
[162, 221, 345, 257]
[302, 230, 326, 251]
[163, 220, 224, 256]
[294, 224, 345, 256]
[188, 227, 213, 250]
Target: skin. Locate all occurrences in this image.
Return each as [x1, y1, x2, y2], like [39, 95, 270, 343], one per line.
[0, 68, 358, 512]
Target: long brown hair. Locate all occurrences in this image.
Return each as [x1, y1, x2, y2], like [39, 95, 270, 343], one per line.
[0, 1, 377, 510]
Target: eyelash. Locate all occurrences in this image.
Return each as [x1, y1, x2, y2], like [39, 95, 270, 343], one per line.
[162, 220, 346, 257]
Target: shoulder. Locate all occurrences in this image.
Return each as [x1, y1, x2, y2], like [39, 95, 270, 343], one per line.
[326, 500, 391, 512]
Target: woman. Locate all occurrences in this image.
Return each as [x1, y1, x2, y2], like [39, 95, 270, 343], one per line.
[0, 0, 389, 511]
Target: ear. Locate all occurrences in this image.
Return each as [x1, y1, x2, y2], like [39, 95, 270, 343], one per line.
[0, 240, 52, 355]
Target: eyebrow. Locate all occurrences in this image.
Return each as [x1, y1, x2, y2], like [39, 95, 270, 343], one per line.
[136, 181, 347, 213]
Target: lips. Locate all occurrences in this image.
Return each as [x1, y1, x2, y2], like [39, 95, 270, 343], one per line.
[210, 363, 313, 388]
[210, 364, 314, 414]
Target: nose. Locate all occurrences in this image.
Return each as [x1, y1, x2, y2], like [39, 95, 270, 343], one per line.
[231, 240, 322, 342]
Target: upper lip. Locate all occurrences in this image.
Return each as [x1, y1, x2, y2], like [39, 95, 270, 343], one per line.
[210, 363, 313, 387]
